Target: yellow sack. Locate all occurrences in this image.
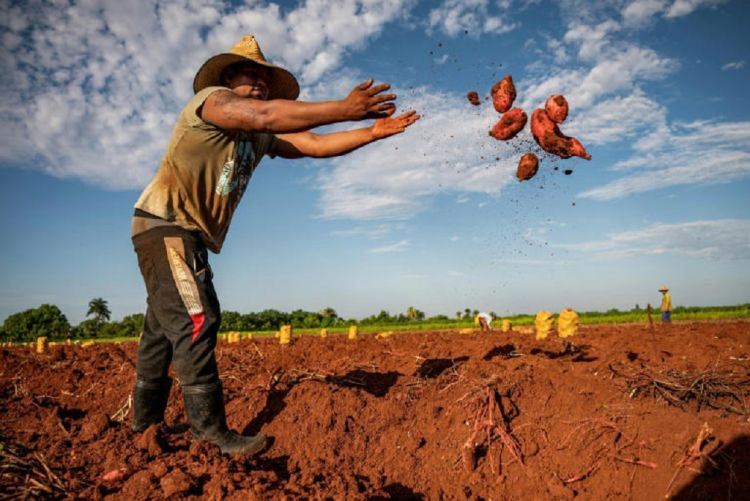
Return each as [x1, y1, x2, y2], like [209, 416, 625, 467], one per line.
[320, 328, 328, 338]
[348, 325, 358, 340]
[458, 328, 474, 334]
[36, 337, 48, 354]
[535, 311, 554, 340]
[279, 325, 292, 345]
[501, 319, 512, 332]
[375, 331, 394, 339]
[227, 331, 240, 343]
[557, 308, 579, 338]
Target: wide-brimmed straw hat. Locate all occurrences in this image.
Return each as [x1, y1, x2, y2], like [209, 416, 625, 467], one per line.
[659, 284, 669, 292]
[193, 35, 299, 100]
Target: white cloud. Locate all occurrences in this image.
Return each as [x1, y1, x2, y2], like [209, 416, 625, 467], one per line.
[579, 119, 750, 200]
[622, 0, 670, 26]
[369, 239, 410, 253]
[555, 219, 750, 261]
[665, 0, 728, 18]
[315, 86, 523, 220]
[427, 0, 518, 37]
[0, 0, 416, 189]
[721, 60, 746, 71]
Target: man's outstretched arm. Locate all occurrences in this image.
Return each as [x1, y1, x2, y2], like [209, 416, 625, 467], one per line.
[201, 79, 397, 134]
[271, 110, 420, 159]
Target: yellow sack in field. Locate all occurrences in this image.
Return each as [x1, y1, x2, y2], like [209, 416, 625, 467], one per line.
[348, 325, 358, 340]
[320, 328, 328, 338]
[36, 337, 48, 354]
[501, 319, 512, 332]
[279, 325, 292, 345]
[227, 331, 240, 343]
[535, 311, 554, 340]
[557, 308, 579, 338]
[375, 331, 394, 339]
[458, 328, 474, 334]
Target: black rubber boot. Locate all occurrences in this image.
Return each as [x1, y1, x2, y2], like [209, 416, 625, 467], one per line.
[182, 381, 267, 456]
[131, 377, 172, 432]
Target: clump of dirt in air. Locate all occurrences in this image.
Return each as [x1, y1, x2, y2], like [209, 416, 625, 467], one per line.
[466, 91, 480, 106]
[491, 74, 516, 113]
[489, 108, 527, 140]
[545, 94, 569, 123]
[517, 152, 539, 181]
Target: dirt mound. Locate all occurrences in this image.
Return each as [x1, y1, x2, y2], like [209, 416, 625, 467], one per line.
[2, 321, 749, 499]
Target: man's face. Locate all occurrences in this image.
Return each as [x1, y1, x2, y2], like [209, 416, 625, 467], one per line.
[224, 63, 271, 100]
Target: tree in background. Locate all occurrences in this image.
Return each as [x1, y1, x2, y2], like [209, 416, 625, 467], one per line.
[87, 297, 111, 325]
[0, 304, 70, 342]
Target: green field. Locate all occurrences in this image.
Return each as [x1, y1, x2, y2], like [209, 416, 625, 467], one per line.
[4, 304, 748, 345]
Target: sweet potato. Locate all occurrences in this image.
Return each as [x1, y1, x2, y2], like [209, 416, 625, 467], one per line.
[491, 75, 516, 113]
[517, 153, 539, 181]
[530, 109, 591, 160]
[489, 108, 527, 141]
[466, 91, 480, 106]
[545, 95, 568, 123]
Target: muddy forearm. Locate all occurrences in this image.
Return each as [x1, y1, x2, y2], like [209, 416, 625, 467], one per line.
[307, 127, 376, 158]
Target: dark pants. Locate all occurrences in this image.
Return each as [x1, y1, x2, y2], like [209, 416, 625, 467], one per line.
[133, 226, 221, 387]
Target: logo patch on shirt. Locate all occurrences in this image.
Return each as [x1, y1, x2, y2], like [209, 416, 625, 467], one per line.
[216, 140, 256, 197]
[216, 160, 237, 195]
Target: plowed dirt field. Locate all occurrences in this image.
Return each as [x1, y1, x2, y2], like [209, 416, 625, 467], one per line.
[2, 321, 749, 500]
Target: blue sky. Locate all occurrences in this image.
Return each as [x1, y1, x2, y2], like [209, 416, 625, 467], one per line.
[1, 0, 749, 324]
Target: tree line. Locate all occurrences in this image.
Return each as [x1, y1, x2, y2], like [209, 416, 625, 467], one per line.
[0, 300, 484, 343]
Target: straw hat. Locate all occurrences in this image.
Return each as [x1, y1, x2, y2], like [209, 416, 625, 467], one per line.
[193, 35, 299, 100]
[659, 284, 669, 292]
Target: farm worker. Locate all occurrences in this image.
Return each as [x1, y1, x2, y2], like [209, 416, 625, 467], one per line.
[659, 285, 672, 323]
[129, 35, 419, 456]
[475, 312, 493, 332]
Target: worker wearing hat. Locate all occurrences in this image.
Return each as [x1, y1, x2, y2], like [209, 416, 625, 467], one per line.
[129, 35, 419, 456]
[659, 285, 672, 323]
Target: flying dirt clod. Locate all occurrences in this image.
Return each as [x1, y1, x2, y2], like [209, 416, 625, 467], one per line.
[516, 153, 539, 181]
[466, 91, 481, 106]
[530, 109, 591, 160]
[544, 95, 568, 123]
[491, 75, 516, 113]
[489, 108, 528, 141]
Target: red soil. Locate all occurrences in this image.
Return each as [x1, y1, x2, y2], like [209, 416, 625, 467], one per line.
[2, 321, 749, 500]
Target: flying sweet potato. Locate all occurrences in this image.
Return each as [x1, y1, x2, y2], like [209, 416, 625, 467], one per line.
[491, 75, 516, 113]
[517, 153, 539, 181]
[489, 108, 527, 141]
[466, 91, 480, 106]
[530, 109, 591, 160]
[545, 95, 568, 123]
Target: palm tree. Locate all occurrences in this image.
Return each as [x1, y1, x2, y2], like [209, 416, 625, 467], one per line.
[406, 306, 418, 321]
[87, 297, 111, 326]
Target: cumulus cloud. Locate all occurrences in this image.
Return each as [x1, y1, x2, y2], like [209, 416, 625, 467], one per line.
[0, 0, 415, 189]
[555, 219, 750, 261]
[427, 0, 518, 37]
[665, 0, 729, 18]
[620, 0, 728, 25]
[315, 85, 523, 220]
[579, 119, 750, 200]
[721, 60, 746, 71]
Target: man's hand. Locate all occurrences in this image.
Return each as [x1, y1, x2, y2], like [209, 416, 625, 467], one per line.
[343, 79, 397, 120]
[371, 110, 420, 139]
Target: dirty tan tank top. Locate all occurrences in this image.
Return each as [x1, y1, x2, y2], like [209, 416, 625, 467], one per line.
[134, 86, 276, 253]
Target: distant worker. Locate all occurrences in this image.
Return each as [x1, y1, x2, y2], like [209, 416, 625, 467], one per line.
[475, 312, 493, 332]
[659, 285, 672, 323]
